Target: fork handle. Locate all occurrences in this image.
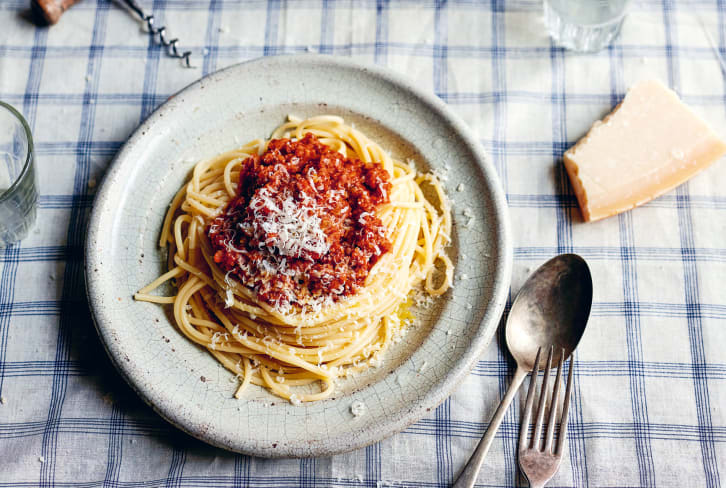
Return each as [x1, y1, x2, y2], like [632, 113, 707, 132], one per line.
[452, 367, 528, 488]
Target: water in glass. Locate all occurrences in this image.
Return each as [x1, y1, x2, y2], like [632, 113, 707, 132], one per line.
[544, 0, 631, 52]
[0, 102, 38, 247]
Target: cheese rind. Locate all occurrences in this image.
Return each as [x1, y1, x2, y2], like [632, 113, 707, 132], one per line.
[564, 79, 726, 222]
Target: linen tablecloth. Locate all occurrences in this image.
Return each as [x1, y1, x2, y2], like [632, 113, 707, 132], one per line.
[1, 0, 725, 486]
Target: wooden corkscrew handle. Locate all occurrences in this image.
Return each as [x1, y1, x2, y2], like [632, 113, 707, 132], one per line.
[31, 0, 82, 25]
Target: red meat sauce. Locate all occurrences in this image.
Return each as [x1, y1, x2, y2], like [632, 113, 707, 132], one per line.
[208, 133, 393, 311]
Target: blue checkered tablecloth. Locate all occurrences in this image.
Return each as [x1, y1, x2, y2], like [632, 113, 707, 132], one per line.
[1, 0, 725, 486]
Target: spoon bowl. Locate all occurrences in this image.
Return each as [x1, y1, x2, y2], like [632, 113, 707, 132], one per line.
[506, 254, 592, 370]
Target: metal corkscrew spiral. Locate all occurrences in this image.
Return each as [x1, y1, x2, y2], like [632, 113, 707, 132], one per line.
[121, 0, 193, 68]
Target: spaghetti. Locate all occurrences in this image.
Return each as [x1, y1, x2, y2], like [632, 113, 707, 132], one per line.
[134, 115, 453, 403]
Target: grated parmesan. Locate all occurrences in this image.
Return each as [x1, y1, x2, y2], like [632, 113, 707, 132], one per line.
[413, 289, 434, 309]
[350, 400, 366, 417]
[246, 188, 330, 260]
[224, 288, 234, 308]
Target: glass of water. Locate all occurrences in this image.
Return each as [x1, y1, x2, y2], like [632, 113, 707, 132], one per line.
[0, 102, 38, 247]
[544, 0, 632, 52]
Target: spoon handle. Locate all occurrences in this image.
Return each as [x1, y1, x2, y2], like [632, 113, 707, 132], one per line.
[452, 366, 528, 488]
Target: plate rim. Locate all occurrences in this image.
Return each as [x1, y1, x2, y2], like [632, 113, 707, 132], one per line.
[85, 53, 512, 457]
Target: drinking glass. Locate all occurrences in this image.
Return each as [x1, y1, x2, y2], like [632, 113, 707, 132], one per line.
[0, 102, 38, 247]
[544, 0, 632, 52]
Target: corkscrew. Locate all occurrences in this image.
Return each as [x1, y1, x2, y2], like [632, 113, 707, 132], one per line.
[121, 0, 194, 68]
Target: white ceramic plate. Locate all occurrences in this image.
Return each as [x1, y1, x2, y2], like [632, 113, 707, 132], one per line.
[85, 55, 511, 457]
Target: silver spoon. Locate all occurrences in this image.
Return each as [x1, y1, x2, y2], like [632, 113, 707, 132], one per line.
[452, 254, 592, 488]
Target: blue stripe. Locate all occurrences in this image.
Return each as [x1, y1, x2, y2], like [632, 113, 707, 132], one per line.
[4, 358, 725, 379]
[432, 0, 448, 99]
[435, 399, 453, 486]
[299, 457, 315, 488]
[373, 0, 389, 65]
[12, 89, 726, 107]
[664, 1, 721, 484]
[3, 416, 726, 443]
[39, 3, 110, 485]
[264, 0, 282, 56]
[165, 446, 186, 488]
[4, 42, 726, 62]
[364, 440, 381, 487]
[619, 210, 656, 487]
[202, 0, 223, 76]
[234, 454, 250, 487]
[319, 0, 335, 55]
[102, 402, 124, 487]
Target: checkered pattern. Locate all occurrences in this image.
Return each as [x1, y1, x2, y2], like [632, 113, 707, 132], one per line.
[1, 0, 725, 485]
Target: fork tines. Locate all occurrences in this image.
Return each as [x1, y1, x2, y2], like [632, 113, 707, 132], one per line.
[519, 345, 574, 456]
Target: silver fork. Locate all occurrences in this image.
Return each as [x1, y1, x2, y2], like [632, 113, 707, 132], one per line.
[518, 346, 574, 488]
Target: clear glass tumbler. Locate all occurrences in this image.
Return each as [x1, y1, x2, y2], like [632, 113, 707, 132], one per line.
[0, 102, 38, 247]
[544, 0, 631, 52]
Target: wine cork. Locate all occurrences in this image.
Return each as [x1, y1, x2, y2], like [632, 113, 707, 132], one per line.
[31, 0, 82, 25]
